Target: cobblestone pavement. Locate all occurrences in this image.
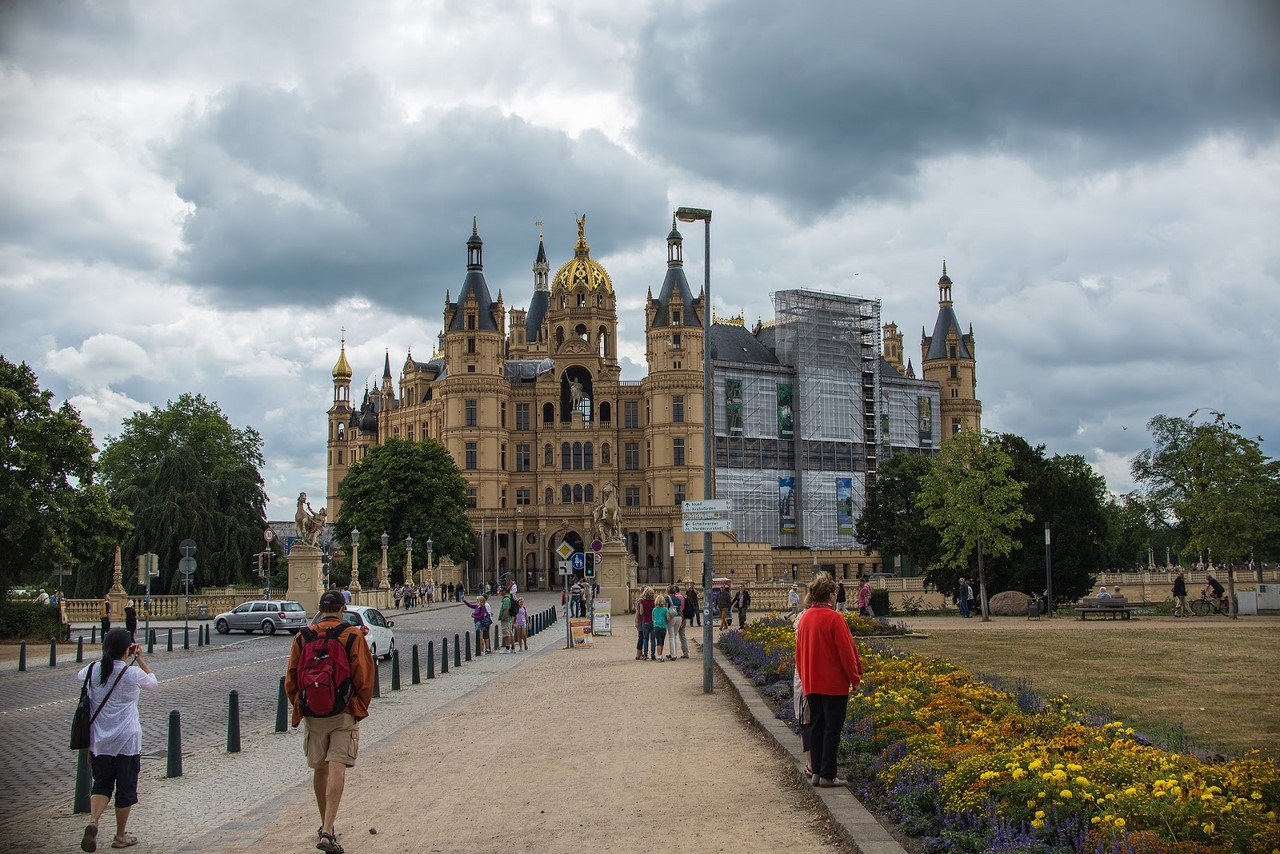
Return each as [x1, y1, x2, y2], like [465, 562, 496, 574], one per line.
[0, 595, 559, 839]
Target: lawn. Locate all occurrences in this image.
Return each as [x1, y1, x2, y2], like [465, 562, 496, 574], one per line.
[881, 615, 1280, 760]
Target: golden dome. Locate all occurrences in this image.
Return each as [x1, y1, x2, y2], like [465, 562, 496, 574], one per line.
[552, 214, 613, 293]
[332, 334, 353, 380]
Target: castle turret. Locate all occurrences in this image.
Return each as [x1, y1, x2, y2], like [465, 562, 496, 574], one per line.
[921, 261, 981, 437]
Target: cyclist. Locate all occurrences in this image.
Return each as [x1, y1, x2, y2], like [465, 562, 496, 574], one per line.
[1204, 573, 1227, 610]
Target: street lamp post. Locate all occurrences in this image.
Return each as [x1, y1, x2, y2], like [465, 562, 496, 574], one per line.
[425, 537, 433, 605]
[380, 532, 390, 589]
[676, 204, 714, 695]
[321, 539, 332, 591]
[350, 528, 361, 592]
[405, 534, 414, 588]
[1044, 523, 1053, 617]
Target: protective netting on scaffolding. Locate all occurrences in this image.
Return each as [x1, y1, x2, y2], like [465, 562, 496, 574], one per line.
[798, 468, 866, 549]
[718, 467, 794, 545]
[881, 374, 942, 451]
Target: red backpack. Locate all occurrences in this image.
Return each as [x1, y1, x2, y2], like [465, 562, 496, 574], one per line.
[295, 625, 358, 718]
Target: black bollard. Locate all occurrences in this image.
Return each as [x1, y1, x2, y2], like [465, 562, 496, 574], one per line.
[464, 637, 471, 662]
[391, 648, 401, 691]
[226, 690, 241, 753]
[91, 625, 97, 645]
[275, 676, 288, 733]
[147, 629, 155, 654]
[76, 636, 84, 663]
[411, 644, 421, 684]
[166, 710, 182, 778]
[454, 634, 461, 668]
[18, 640, 25, 672]
[474, 629, 481, 658]
[73, 748, 92, 814]
[167, 628, 173, 652]
[373, 660, 382, 698]
[427, 641, 435, 679]
[49, 638, 57, 668]
[206, 624, 211, 645]
[441, 637, 449, 674]
[197, 625, 204, 648]
[183, 627, 190, 650]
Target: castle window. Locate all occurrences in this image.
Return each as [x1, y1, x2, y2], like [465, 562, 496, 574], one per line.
[468, 315, 476, 330]
[467, 365, 475, 372]
[585, 483, 594, 503]
[673, 310, 681, 326]
[583, 442, 593, 470]
[572, 442, 583, 470]
[646, 441, 652, 466]
[573, 484, 583, 503]
[673, 437, 685, 466]
[601, 443, 610, 465]
[500, 443, 507, 470]
[674, 483, 686, 506]
[561, 442, 571, 471]
[672, 333, 681, 348]
[562, 485, 572, 504]
[467, 488, 477, 509]
[467, 338, 475, 354]
[599, 402, 611, 423]
[500, 402, 506, 428]
[516, 489, 531, 506]
[516, 444, 530, 472]
[949, 344, 956, 359]
[624, 442, 640, 470]
[577, 293, 586, 308]
[337, 450, 343, 465]
[673, 361, 681, 369]
[516, 403, 530, 431]
[543, 403, 554, 424]
[406, 424, 413, 442]
[465, 399, 478, 427]
[624, 401, 639, 428]
[625, 486, 640, 507]
[952, 418, 962, 436]
[465, 442, 477, 470]
[393, 427, 399, 438]
[950, 365, 957, 379]
[672, 395, 684, 423]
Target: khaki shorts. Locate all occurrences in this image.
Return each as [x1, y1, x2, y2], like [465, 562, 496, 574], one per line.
[304, 713, 360, 768]
[500, 618, 515, 641]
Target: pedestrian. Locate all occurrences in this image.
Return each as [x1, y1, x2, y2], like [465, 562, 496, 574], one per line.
[569, 579, 584, 618]
[636, 586, 656, 660]
[123, 600, 138, 643]
[285, 589, 375, 854]
[666, 585, 687, 659]
[99, 593, 112, 638]
[716, 585, 731, 630]
[795, 572, 862, 788]
[1172, 569, 1188, 616]
[732, 583, 751, 629]
[462, 594, 493, 654]
[499, 585, 517, 653]
[957, 577, 972, 618]
[515, 597, 528, 651]
[835, 581, 846, 613]
[857, 578, 873, 617]
[684, 583, 700, 626]
[77, 628, 157, 852]
[651, 593, 669, 661]
[793, 596, 814, 778]
[787, 583, 801, 617]
[341, 587, 352, 606]
[36, 588, 49, 605]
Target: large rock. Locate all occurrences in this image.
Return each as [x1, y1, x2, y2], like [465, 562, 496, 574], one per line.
[988, 590, 1032, 617]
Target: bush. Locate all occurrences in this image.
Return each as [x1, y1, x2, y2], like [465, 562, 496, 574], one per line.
[0, 599, 64, 640]
[871, 588, 891, 617]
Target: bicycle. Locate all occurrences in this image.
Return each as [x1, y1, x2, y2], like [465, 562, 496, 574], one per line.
[1189, 590, 1230, 616]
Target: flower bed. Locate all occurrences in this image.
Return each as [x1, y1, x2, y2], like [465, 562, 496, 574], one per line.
[721, 620, 1280, 853]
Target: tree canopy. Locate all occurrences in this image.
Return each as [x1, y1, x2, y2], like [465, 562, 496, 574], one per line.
[855, 453, 939, 575]
[0, 357, 131, 595]
[918, 430, 1030, 619]
[96, 393, 267, 593]
[335, 438, 475, 583]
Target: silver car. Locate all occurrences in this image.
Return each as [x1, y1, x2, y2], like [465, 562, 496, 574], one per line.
[213, 600, 308, 635]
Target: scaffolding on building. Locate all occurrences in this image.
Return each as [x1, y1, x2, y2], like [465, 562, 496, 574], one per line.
[772, 289, 882, 549]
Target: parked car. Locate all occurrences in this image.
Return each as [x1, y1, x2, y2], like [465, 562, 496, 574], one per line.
[309, 605, 396, 660]
[213, 600, 308, 635]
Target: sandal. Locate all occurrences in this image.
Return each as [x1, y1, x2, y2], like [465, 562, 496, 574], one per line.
[317, 831, 344, 853]
[803, 765, 812, 777]
[80, 824, 98, 853]
[110, 833, 139, 849]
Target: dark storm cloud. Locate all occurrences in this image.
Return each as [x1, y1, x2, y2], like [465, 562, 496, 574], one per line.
[631, 0, 1280, 210]
[162, 74, 670, 312]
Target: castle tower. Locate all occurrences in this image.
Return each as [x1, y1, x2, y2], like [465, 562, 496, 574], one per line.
[882, 321, 905, 375]
[327, 333, 354, 518]
[921, 262, 981, 437]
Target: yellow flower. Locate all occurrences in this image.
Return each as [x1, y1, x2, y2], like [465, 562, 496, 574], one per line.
[1028, 759, 1043, 771]
[1035, 810, 1045, 819]
[1026, 799, 1037, 809]
[1075, 776, 1090, 787]
[1124, 787, 1138, 797]
[1037, 792, 1046, 799]
[1030, 819, 1044, 829]
[1114, 818, 1125, 829]
[1060, 789, 1073, 799]
[1091, 816, 1101, 825]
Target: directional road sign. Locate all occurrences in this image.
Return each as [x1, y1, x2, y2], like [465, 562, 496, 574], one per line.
[178, 557, 197, 576]
[681, 499, 733, 533]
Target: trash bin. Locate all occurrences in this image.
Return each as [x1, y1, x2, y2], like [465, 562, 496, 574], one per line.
[196, 604, 209, 620]
[1027, 600, 1041, 620]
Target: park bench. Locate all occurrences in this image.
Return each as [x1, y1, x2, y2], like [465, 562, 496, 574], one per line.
[1075, 596, 1135, 620]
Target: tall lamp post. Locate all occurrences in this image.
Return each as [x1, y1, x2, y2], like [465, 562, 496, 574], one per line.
[350, 528, 361, 592]
[379, 532, 390, 589]
[676, 204, 714, 695]
[425, 537, 433, 604]
[405, 534, 414, 587]
[321, 539, 332, 590]
[1044, 522, 1053, 617]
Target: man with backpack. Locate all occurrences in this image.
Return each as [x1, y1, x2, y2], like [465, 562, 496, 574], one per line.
[285, 590, 375, 854]
[499, 584, 518, 653]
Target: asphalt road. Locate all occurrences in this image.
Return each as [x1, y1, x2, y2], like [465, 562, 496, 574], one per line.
[0, 593, 561, 832]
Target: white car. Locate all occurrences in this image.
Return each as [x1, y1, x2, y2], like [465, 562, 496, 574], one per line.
[311, 605, 396, 660]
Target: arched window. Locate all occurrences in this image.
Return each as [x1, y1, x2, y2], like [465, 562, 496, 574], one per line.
[599, 402, 611, 423]
[545, 444, 554, 467]
[555, 327, 565, 346]
[598, 326, 609, 357]
[562, 485, 572, 504]
[577, 292, 586, 308]
[544, 487, 554, 505]
[572, 442, 583, 470]
[584, 442, 594, 470]
[573, 484, 583, 503]
[575, 323, 588, 339]
[584, 483, 594, 503]
[561, 442, 571, 470]
[601, 443, 610, 465]
[543, 403, 554, 424]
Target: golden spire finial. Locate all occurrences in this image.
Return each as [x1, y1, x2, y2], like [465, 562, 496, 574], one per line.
[573, 213, 590, 257]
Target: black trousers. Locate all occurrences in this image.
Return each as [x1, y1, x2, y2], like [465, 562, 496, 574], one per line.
[808, 692, 849, 781]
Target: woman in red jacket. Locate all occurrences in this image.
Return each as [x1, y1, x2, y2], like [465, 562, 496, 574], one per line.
[795, 572, 862, 788]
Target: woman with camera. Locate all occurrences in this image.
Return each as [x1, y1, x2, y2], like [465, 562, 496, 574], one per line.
[76, 628, 158, 851]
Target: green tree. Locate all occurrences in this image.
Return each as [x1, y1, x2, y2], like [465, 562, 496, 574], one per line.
[335, 438, 474, 583]
[918, 431, 1030, 620]
[96, 393, 267, 593]
[1100, 494, 1150, 571]
[855, 453, 939, 576]
[0, 357, 131, 595]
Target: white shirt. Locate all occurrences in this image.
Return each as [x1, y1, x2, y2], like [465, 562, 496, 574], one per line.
[77, 661, 158, 756]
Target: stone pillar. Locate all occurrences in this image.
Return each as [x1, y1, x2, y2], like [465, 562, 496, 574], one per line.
[597, 539, 635, 616]
[109, 545, 128, 624]
[287, 543, 325, 615]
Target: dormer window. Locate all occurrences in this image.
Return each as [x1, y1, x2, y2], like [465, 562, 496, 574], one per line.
[673, 311, 681, 326]
[468, 315, 476, 330]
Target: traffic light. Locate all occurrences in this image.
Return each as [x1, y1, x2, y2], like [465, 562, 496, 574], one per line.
[584, 552, 596, 578]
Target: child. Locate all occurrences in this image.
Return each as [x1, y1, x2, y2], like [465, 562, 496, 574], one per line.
[515, 597, 528, 651]
[651, 593, 669, 661]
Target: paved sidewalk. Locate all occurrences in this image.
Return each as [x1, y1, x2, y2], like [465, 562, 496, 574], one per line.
[22, 620, 885, 854]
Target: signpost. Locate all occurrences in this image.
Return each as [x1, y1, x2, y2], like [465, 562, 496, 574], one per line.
[178, 539, 196, 636]
[681, 499, 733, 533]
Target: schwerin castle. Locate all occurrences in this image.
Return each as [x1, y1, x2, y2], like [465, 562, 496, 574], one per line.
[326, 216, 981, 591]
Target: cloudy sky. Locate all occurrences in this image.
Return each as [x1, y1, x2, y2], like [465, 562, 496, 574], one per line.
[3, 0, 1278, 520]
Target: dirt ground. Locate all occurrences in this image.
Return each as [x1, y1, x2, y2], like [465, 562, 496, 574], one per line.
[207, 634, 848, 854]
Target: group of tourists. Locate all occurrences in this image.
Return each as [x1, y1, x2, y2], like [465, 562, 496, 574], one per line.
[462, 581, 528, 655]
[634, 584, 697, 660]
[391, 583, 435, 609]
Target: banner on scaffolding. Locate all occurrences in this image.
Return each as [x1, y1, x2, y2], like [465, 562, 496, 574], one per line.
[725, 378, 744, 435]
[836, 477, 854, 535]
[777, 383, 794, 439]
[779, 476, 796, 534]
[917, 396, 933, 447]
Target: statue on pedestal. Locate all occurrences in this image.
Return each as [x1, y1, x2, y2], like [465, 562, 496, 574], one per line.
[295, 492, 327, 547]
[592, 481, 624, 542]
